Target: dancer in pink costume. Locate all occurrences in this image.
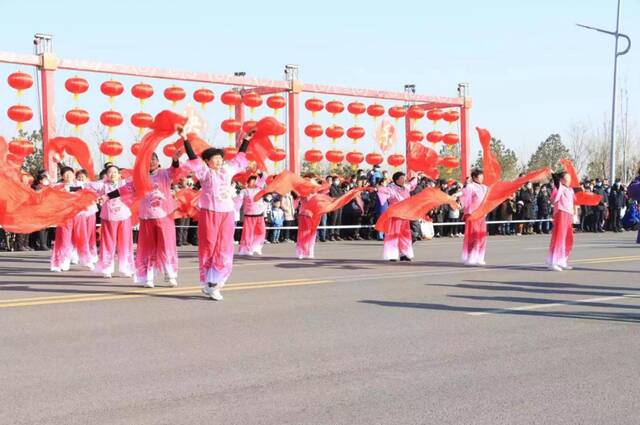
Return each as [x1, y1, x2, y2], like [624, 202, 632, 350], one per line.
[546, 171, 575, 271]
[295, 194, 316, 260]
[376, 171, 418, 262]
[238, 174, 267, 256]
[72, 169, 98, 269]
[88, 165, 134, 278]
[459, 169, 489, 266]
[181, 130, 252, 301]
[50, 166, 78, 272]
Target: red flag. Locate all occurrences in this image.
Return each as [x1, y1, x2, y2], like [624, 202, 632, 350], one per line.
[407, 141, 439, 178]
[469, 167, 551, 220]
[477, 127, 501, 186]
[375, 187, 458, 232]
[253, 170, 323, 200]
[173, 188, 200, 219]
[305, 187, 370, 228]
[559, 159, 581, 189]
[575, 191, 601, 206]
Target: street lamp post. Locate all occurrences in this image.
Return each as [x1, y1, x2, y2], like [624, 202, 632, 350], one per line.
[577, 0, 631, 183]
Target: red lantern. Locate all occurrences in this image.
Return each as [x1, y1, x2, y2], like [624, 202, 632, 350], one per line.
[161, 143, 177, 158]
[268, 148, 287, 162]
[407, 106, 425, 120]
[7, 105, 33, 129]
[346, 151, 364, 166]
[388, 106, 406, 120]
[100, 140, 123, 157]
[8, 138, 34, 157]
[325, 125, 344, 142]
[193, 88, 215, 108]
[65, 76, 89, 99]
[443, 110, 459, 123]
[223, 147, 238, 161]
[164, 86, 186, 105]
[347, 126, 365, 141]
[305, 98, 324, 114]
[305, 124, 323, 139]
[7, 72, 33, 94]
[427, 109, 443, 122]
[440, 156, 459, 168]
[348, 102, 366, 117]
[325, 100, 344, 116]
[442, 133, 459, 145]
[65, 108, 90, 129]
[221, 90, 242, 107]
[304, 149, 323, 163]
[242, 120, 258, 133]
[326, 149, 344, 164]
[266, 95, 286, 111]
[131, 83, 154, 106]
[100, 111, 123, 128]
[100, 80, 124, 102]
[367, 104, 385, 118]
[407, 130, 424, 143]
[242, 92, 263, 110]
[221, 119, 241, 134]
[131, 112, 153, 137]
[131, 143, 141, 156]
[387, 154, 405, 167]
[426, 131, 443, 143]
[365, 153, 384, 166]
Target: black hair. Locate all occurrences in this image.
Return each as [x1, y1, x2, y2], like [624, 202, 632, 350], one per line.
[471, 168, 484, 182]
[75, 169, 88, 178]
[392, 171, 405, 183]
[201, 147, 224, 162]
[59, 166, 74, 178]
[104, 164, 120, 173]
[247, 175, 258, 184]
[552, 171, 567, 189]
[151, 152, 159, 162]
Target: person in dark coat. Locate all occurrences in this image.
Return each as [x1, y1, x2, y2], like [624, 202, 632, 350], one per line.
[608, 179, 625, 232]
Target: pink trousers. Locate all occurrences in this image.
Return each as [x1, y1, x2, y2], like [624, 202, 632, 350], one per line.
[239, 215, 266, 256]
[135, 216, 178, 283]
[198, 210, 235, 287]
[72, 214, 97, 268]
[96, 218, 134, 276]
[296, 215, 317, 259]
[547, 210, 573, 267]
[383, 217, 414, 260]
[51, 220, 74, 271]
[462, 217, 487, 264]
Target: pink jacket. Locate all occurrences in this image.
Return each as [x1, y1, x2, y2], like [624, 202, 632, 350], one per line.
[377, 179, 418, 206]
[239, 176, 267, 216]
[460, 182, 488, 214]
[551, 184, 574, 215]
[184, 153, 248, 213]
[120, 167, 179, 220]
[87, 180, 131, 221]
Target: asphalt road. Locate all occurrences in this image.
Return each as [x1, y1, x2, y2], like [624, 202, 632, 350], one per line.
[1, 231, 639, 425]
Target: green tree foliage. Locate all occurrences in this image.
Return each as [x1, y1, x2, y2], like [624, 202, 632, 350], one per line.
[473, 137, 519, 180]
[526, 134, 570, 172]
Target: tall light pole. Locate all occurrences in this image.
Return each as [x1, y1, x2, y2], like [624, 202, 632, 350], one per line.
[577, 0, 631, 183]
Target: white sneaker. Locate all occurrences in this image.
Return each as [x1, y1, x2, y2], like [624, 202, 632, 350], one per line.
[560, 265, 573, 270]
[102, 273, 112, 279]
[201, 285, 211, 296]
[548, 265, 563, 272]
[144, 280, 155, 288]
[210, 288, 224, 301]
[168, 278, 178, 288]
[477, 260, 486, 266]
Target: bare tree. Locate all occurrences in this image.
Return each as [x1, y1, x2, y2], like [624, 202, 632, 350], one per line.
[567, 121, 590, 178]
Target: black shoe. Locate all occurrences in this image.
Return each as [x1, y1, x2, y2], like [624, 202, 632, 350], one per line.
[389, 259, 398, 262]
[400, 255, 412, 262]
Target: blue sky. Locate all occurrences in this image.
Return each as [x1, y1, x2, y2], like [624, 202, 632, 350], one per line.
[0, 0, 637, 168]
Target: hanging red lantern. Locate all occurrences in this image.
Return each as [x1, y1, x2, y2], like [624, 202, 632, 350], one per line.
[305, 98, 324, 114]
[100, 80, 124, 103]
[8, 138, 34, 157]
[65, 76, 89, 100]
[223, 146, 238, 161]
[388, 106, 406, 120]
[346, 151, 364, 166]
[131, 143, 141, 156]
[242, 92, 263, 112]
[7, 105, 33, 129]
[365, 153, 384, 166]
[348, 101, 366, 117]
[304, 124, 323, 139]
[387, 154, 405, 167]
[442, 133, 459, 145]
[440, 156, 460, 168]
[100, 111, 123, 128]
[347, 126, 365, 142]
[426, 130, 443, 143]
[268, 148, 287, 162]
[131, 83, 154, 107]
[407, 130, 424, 143]
[443, 110, 460, 124]
[65, 108, 90, 130]
[100, 140, 123, 157]
[367, 104, 385, 119]
[162, 143, 178, 158]
[325, 100, 344, 116]
[325, 125, 344, 143]
[7, 72, 33, 95]
[131, 112, 153, 137]
[242, 120, 258, 133]
[221, 118, 241, 134]
[407, 106, 425, 120]
[221, 90, 242, 107]
[164, 86, 186, 106]
[304, 149, 323, 163]
[326, 149, 344, 164]
[193, 88, 215, 109]
[427, 109, 443, 122]
[266, 95, 286, 112]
